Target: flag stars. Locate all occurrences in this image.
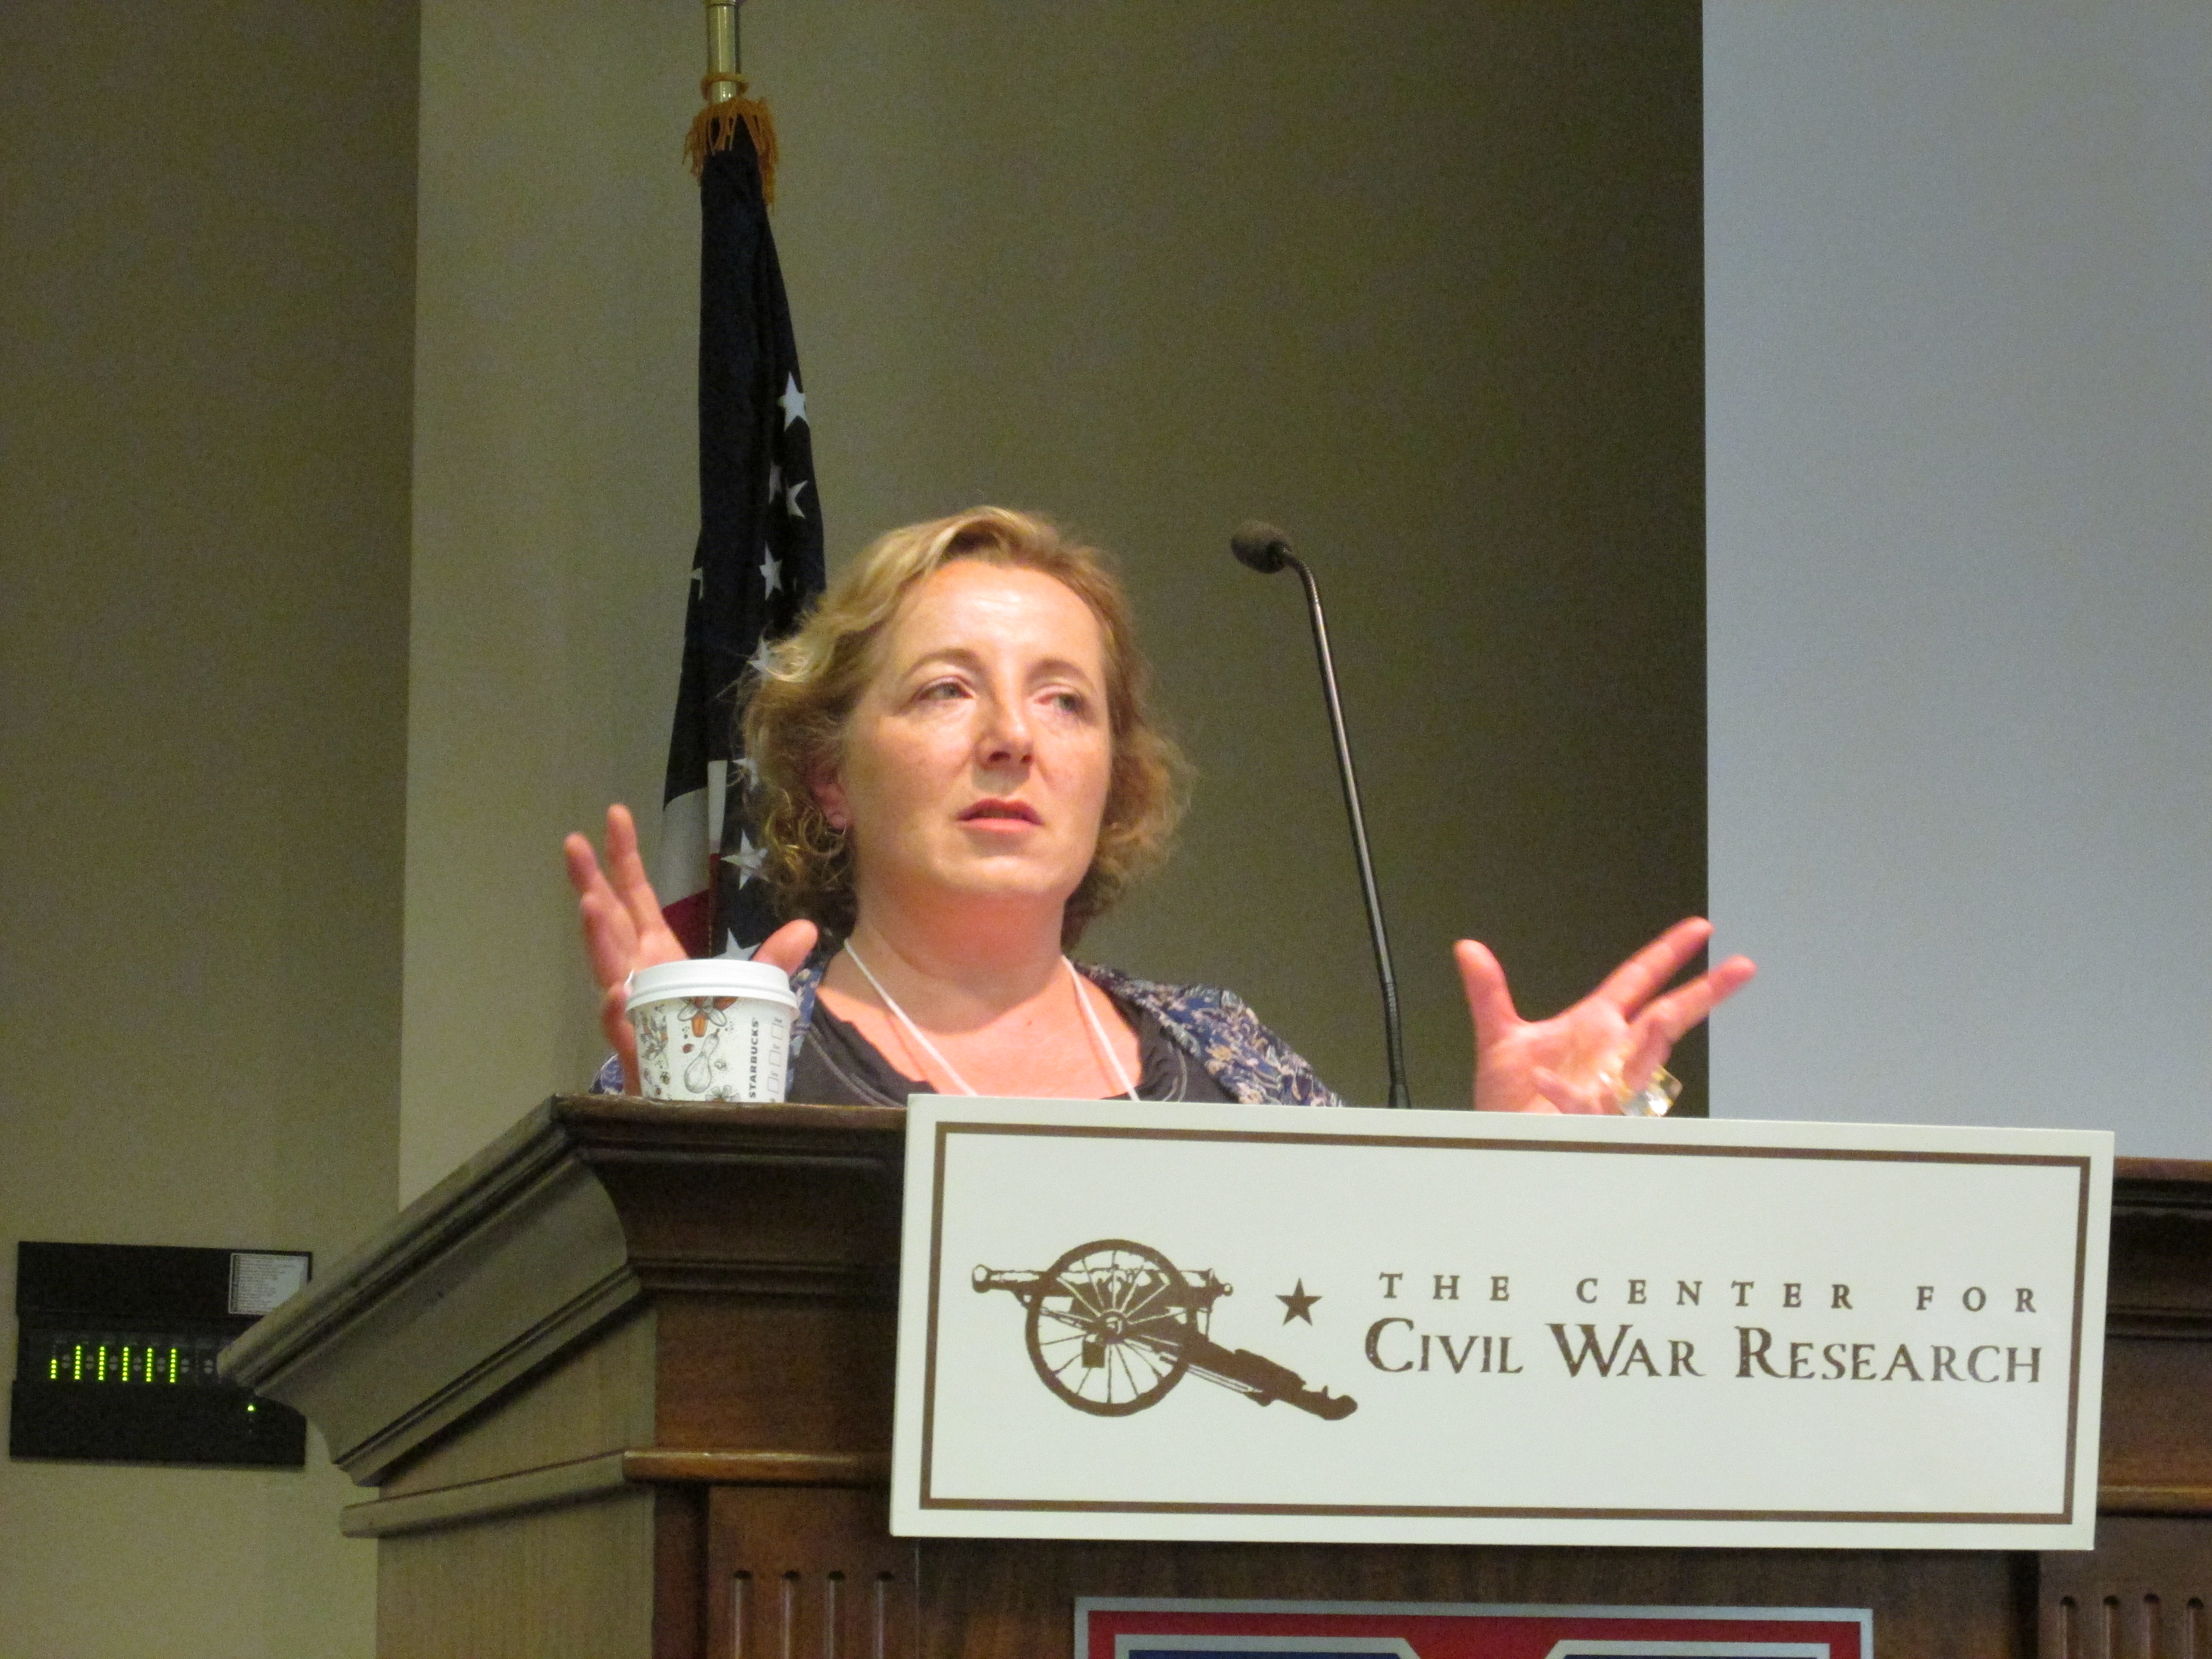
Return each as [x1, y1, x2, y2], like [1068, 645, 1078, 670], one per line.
[722, 831, 767, 889]
[759, 547, 783, 596]
[778, 373, 806, 429]
[747, 637, 775, 681]
[767, 458, 807, 521]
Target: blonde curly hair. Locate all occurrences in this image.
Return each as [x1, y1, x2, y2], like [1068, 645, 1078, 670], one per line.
[740, 507, 1188, 946]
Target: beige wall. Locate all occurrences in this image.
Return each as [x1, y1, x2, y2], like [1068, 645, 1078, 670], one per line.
[401, 0, 709, 1198]
[0, 3, 1701, 1648]
[0, 3, 416, 1655]
[403, 1, 1707, 1196]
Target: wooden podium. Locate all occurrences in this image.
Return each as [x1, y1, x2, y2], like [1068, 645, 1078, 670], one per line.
[223, 1098, 2212, 1659]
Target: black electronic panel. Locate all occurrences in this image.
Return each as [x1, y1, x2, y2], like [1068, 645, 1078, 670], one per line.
[11, 1241, 311, 1468]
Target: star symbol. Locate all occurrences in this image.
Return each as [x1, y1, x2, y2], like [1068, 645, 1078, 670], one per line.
[778, 373, 806, 428]
[766, 461, 782, 505]
[784, 477, 809, 519]
[759, 547, 782, 596]
[690, 564, 704, 597]
[721, 831, 766, 889]
[1277, 1279, 1322, 1324]
[733, 752, 761, 789]
[747, 637, 774, 680]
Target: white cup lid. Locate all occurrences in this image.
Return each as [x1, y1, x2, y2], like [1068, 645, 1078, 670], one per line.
[625, 957, 798, 1014]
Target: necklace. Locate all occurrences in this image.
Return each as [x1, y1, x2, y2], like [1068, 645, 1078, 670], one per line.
[841, 942, 1139, 1101]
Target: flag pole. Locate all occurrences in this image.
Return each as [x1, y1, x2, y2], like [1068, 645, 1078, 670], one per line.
[704, 0, 740, 91]
[686, 0, 776, 200]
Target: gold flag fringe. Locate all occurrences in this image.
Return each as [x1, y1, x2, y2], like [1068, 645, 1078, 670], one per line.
[685, 72, 779, 204]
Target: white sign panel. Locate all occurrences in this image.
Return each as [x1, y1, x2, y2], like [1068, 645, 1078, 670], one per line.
[891, 1099, 2110, 1550]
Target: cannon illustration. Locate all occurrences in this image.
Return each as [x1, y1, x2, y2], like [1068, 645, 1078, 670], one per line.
[973, 1238, 1357, 1420]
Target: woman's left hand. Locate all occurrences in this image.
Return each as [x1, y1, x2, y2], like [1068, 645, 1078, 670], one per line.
[1455, 918, 1755, 1114]
[565, 803, 818, 1094]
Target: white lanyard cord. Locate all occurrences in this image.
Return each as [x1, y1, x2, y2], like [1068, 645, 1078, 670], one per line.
[840, 943, 1139, 1101]
[842, 941, 978, 1095]
[1067, 956, 1141, 1101]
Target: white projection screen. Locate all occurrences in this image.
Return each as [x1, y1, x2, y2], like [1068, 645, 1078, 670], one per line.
[1705, 4, 2212, 1154]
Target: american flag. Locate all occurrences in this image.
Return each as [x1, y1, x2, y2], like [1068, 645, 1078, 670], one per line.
[655, 116, 824, 958]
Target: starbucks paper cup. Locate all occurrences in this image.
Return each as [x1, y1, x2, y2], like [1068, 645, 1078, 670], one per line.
[625, 959, 798, 1103]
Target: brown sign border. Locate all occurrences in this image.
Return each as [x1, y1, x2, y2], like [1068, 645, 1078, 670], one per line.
[918, 1120, 2094, 1527]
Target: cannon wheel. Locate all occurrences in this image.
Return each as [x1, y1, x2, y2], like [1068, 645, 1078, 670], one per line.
[1025, 1238, 1193, 1417]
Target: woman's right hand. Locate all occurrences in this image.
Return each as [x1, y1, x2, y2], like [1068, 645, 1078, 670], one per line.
[565, 803, 817, 1093]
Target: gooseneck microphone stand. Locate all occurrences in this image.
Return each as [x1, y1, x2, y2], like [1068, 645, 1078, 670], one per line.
[1231, 522, 1413, 1108]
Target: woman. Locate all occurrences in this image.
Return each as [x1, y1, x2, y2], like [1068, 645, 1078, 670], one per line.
[568, 507, 1753, 1110]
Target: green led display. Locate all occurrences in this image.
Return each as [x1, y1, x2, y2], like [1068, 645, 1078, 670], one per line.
[33, 1332, 225, 1386]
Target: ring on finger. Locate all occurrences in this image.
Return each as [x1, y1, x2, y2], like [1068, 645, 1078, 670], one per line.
[1615, 1066, 1683, 1118]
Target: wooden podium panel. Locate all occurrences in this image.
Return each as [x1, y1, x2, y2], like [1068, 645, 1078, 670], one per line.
[222, 1100, 2212, 1659]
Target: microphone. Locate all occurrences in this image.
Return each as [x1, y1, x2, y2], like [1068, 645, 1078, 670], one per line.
[1229, 523, 1291, 574]
[1230, 521, 1413, 1108]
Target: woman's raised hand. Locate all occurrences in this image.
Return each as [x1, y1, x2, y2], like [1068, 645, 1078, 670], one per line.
[564, 804, 818, 1094]
[1455, 918, 1755, 1114]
